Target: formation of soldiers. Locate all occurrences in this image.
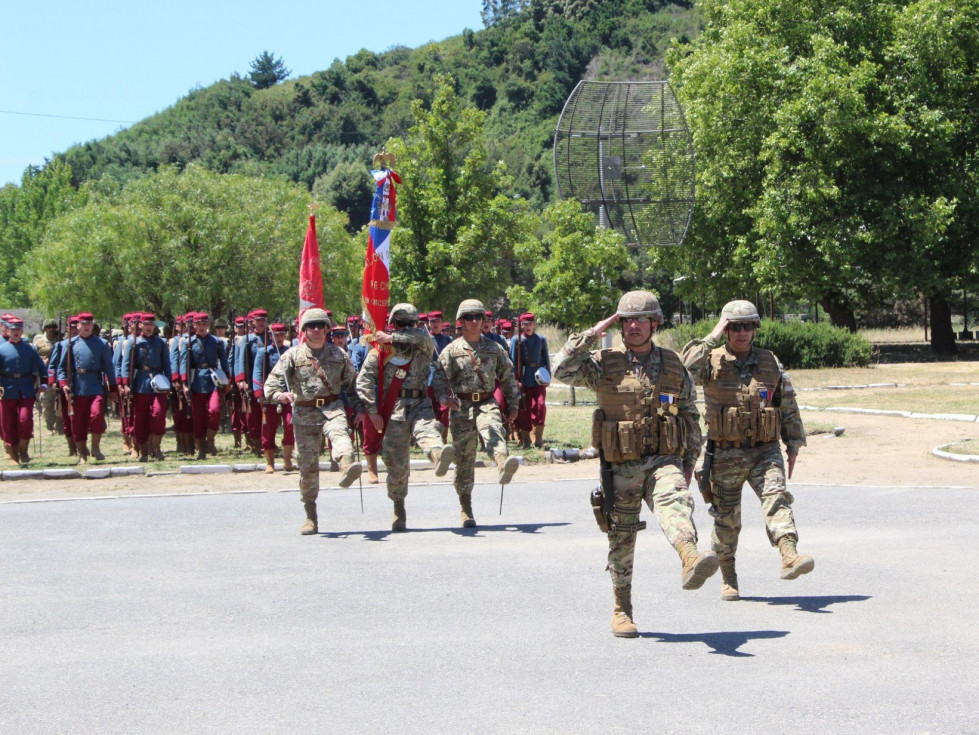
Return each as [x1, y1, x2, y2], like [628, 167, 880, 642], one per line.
[3, 292, 815, 638]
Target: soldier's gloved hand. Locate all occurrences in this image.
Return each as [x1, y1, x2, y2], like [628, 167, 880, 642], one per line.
[276, 392, 295, 405]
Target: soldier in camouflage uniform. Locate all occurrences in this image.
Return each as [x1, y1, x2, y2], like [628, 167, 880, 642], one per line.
[32, 319, 62, 435]
[433, 299, 521, 528]
[681, 300, 814, 601]
[553, 291, 718, 638]
[356, 303, 455, 531]
[264, 308, 364, 535]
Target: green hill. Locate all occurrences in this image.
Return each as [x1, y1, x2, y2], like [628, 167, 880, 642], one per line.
[56, 0, 700, 227]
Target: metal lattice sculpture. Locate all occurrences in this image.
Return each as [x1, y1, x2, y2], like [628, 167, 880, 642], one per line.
[553, 81, 695, 247]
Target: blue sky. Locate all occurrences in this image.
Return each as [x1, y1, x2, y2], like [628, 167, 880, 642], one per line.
[0, 1, 484, 187]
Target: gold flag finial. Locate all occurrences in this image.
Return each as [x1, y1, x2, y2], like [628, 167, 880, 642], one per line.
[373, 149, 396, 169]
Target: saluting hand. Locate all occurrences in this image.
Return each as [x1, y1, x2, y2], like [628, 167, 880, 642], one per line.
[590, 313, 619, 338]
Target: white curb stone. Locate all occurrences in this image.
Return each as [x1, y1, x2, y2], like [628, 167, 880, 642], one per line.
[179, 465, 233, 474]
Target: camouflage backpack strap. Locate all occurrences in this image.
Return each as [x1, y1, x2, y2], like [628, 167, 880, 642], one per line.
[462, 342, 488, 390]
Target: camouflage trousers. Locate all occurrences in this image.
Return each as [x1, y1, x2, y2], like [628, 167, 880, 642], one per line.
[382, 399, 444, 502]
[294, 413, 354, 504]
[449, 403, 509, 497]
[709, 442, 799, 560]
[607, 455, 699, 589]
[40, 384, 60, 433]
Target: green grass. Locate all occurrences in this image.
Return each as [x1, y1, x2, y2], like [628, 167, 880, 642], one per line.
[943, 439, 979, 456]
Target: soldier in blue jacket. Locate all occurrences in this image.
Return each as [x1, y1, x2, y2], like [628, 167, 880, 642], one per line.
[120, 313, 172, 462]
[510, 312, 551, 448]
[180, 313, 231, 460]
[253, 322, 295, 474]
[57, 312, 117, 463]
[0, 316, 48, 464]
[235, 308, 271, 455]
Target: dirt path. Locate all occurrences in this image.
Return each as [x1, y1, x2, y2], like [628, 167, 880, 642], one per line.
[2, 409, 976, 503]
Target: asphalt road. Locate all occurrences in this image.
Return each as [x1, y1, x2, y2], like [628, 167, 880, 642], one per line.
[2, 477, 977, 735]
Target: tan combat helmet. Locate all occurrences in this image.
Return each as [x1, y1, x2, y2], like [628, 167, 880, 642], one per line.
[389, 303, 419, 324]
[299, 307, 332, 330]
[721, 300, 761, 327]
[456, 299, 486, 321]
[616, 290, 664, 323]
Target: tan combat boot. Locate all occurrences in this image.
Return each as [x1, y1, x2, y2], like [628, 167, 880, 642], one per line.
[206, 428, 218, 456]
[778, 536, 815, 580]
[90, 433, 105, 461]
[282, 444, 295, 471]
[392, 499, 407, 532]
[5, 444, 20, 466]
[531, 425, 545, 448]
[264, 449, 276, 474]
[431, 445, 455, 477]
[337, 455, 362, 488]
[720, 559, 740, 601]
[677, 541, 720, 590]
[301, 501, 318, 535]
[612, 586, 639, 638]
[18, 437, 31, 463]
[365, 454, 379, 483]
[76, 441, 90, 464]
[459, 494, 476, 528]
[497, 454, 519, 485]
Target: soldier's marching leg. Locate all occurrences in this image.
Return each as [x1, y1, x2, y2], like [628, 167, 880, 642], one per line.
[451, 415, 478, 518]
[4, 443, 19, 466]
[382, 420, 410, 531]
[90, 433, 105, 461]
[295, 423, 322, 535]
[150, 434, 165, 461]
[282, 444, 295, 471]
[719, 558, 740, 601]
[478, 408, 518, 484]
[612, 585, 638, 639]
[365, 454, 379, 483]
[778, 535, 814, 579]
[324, 411, 359, 488]
[206, 428, 218, 456]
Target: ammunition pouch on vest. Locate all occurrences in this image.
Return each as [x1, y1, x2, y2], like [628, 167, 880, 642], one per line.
[591, 347, 686, 463]
[704, 347, 783, 446]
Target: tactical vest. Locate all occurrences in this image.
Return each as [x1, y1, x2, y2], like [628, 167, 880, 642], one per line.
[591, 346, 686, 463]
[703, 347, 782, 446]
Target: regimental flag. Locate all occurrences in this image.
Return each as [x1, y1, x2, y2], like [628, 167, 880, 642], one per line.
[361, 164, 401, 340]
[299, 214, 325, 316]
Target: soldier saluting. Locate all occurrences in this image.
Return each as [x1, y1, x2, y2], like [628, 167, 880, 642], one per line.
[56, 312, 117, 463]
[681, 300, 813, 601]
[553, 291, 717, 638]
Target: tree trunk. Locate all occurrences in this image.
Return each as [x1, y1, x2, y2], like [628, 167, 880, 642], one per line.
[819, 293, 857, 332]
[928, 296, 957, 355]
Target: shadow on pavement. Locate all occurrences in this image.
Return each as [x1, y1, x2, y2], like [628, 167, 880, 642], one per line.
[739, 595, 872, 613]
[321, 522, 571, 541]
[641, 629, 789, 657]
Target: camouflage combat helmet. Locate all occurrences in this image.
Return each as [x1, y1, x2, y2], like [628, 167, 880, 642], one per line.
[616, 290, 664, 322]
[456, 298, 486, 321]
[389, 303, 419, 323]
[299, 307, 332, 330]
[721, 300, 761, 326]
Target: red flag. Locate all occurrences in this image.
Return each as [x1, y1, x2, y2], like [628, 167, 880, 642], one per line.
[299, 214, 325, 317]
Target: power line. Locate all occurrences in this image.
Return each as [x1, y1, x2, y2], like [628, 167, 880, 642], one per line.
[0, 109, 138, 125]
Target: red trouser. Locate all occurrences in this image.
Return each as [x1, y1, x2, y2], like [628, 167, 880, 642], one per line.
[1, 397, 35, 446]
[133, 392, 168, 444]
[191, 390, 222, 438]
[246, 395, 263, 446]
[171, 390, 192, 433]
[514, 385, 547, 432]
[230, 391, 247, 433]
[261, 402, 294, 450]
[361, 413, 382, 455]
[59, 391, 73, 437]
[70, 394, 106, 442]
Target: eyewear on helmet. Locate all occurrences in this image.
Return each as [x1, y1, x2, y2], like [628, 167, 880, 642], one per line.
[619, 316, 651, 325]
[461, 313, 483, 322]
[394, 320, 417, 329]
[727, 323, 756, 333]
[304, 321, 328, 330]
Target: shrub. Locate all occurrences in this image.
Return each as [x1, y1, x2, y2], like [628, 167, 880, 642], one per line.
[659, 319, 872, 369]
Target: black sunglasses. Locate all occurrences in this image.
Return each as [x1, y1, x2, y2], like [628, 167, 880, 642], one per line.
[461, 314, 483, 322]
[728, 323, 756, 333]
[394, 320, 417, 328]
[304, 322, 328, 330]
